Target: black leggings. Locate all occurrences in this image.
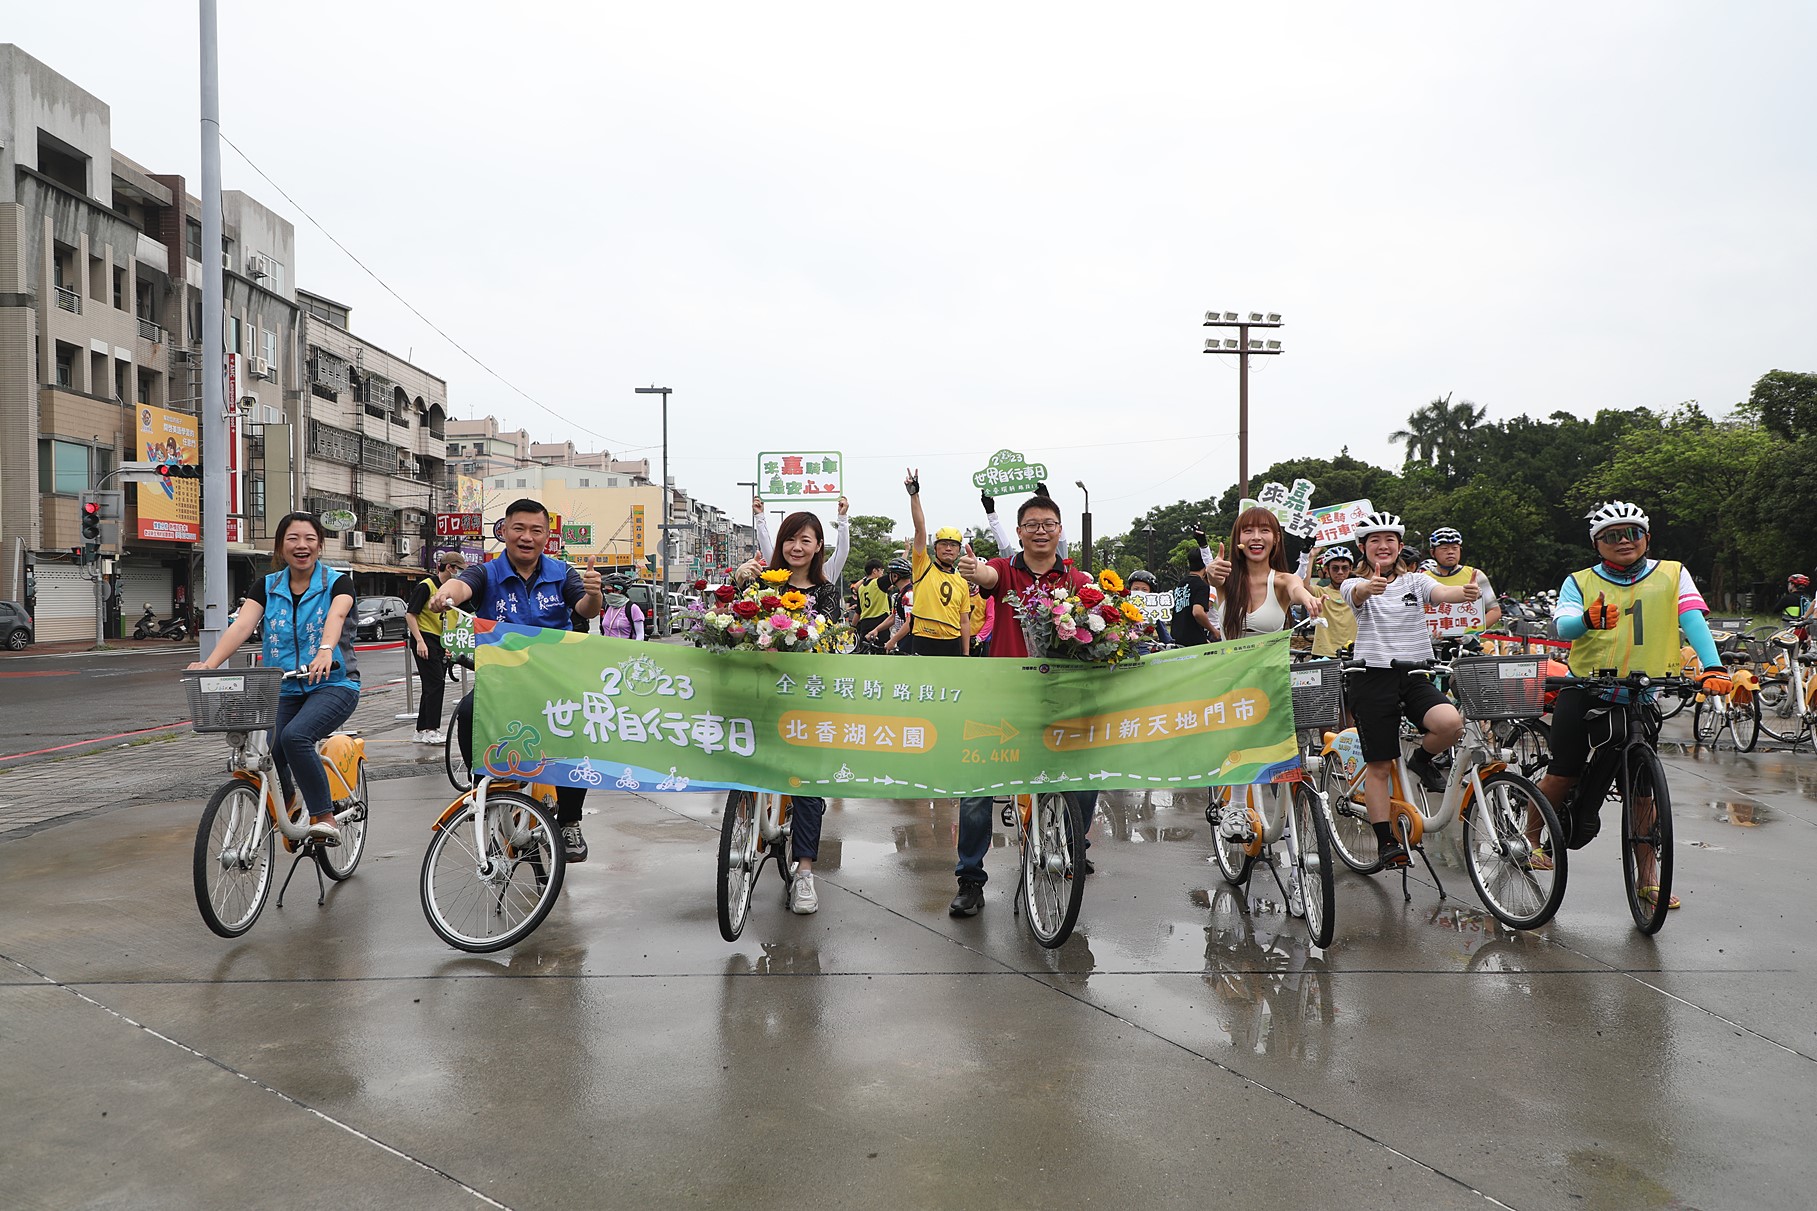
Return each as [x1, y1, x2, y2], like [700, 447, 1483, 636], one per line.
[456, 692, 586, 825]
[412, 632, 447, 731]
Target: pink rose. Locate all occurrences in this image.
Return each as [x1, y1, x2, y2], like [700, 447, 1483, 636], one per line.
[1051, 602, 1068, 618]
[770, 612, 792, 629]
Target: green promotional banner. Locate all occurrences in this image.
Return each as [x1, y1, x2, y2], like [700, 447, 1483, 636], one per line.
[473, 624, 1298, 797]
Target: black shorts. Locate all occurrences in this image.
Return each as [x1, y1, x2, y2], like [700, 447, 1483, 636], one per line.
[1544, 686, 1622, 778]
[913, 635, 965, 657]
[1348, 667, 1451, 763]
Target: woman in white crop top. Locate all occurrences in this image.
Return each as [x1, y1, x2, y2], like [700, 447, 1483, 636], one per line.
[1207, 506, 1321, 638]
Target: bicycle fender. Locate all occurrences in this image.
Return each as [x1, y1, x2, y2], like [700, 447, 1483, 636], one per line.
[430, 796, 470, 832]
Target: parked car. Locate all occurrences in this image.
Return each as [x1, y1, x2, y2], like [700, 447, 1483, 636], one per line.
[354, 595, 410, 641]
[0, 600, 33, 650]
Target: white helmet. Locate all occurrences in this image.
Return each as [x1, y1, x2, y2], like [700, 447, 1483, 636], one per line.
[1585, 500, 1650, 540]
[1428, 526, 1463, 546]
[1351, 511, 1405, 540]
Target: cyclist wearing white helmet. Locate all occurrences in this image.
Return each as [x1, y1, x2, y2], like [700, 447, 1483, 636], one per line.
[1537, 502, 1725, 909]
[1424, 526, 1501, 637]
[1303, 544, 1357, 658]
[1341, 511, 1483, 868]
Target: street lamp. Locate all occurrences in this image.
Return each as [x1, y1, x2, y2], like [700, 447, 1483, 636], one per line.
[1202, 311, 1284, 499]
[736, 479, 760, 560]
[1075, 479, 1093, 572]
[634, 385, 672, 629]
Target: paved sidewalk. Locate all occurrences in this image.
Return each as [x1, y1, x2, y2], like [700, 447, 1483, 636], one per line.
[0, 673, 454, 838]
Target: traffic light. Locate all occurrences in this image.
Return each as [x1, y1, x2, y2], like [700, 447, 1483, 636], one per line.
[157, 463, 201, 481]
[79, 493, 101, 564]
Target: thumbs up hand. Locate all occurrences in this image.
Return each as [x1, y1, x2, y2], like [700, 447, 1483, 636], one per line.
[1361, 572, 1390, 599]
[1208, 542, 1232, 586]
[1588, 592, 1620, 629]
[1461, 581, 1481, 603]
[957, 542, 981, 582]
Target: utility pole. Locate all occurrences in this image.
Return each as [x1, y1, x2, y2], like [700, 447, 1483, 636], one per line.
[634, 385, 672, 626]
[199, 0, 229, 660]
[736, 480, 758, 562]
[1201, 311, 1284, 500]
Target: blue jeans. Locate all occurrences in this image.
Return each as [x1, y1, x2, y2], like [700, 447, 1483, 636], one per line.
[956, 790, 1096, 885]
[271, 686, 359, 819]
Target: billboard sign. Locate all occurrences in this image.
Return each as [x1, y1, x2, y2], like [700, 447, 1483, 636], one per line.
[135, 405, 200, 542]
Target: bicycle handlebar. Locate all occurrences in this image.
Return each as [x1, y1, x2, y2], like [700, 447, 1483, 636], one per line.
[1543, 671, 1695, 694]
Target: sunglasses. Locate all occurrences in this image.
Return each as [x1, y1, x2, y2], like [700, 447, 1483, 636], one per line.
[1597, 526, 1646, 544]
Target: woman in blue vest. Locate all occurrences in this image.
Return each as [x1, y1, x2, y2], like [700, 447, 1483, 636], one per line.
[189, 512, 361, 845]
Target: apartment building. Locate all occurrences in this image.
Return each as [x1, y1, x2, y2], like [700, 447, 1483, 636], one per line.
[298, 292, 449, 594]
[0, 45, 300, 640]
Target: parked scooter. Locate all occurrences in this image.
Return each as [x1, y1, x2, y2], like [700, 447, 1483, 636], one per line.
[133, 604, 188, 641]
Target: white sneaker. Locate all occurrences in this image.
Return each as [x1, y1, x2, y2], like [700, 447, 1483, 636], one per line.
[419, 730, 446, 745]
[306, 819, 341, 847]
[1218, 810, 1254, 842]
[790, 871, 819, 915]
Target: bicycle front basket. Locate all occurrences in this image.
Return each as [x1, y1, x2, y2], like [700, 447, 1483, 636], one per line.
[1289, 659, 1344, 734]
[184, 667, 285, 733]
[1450, 655, 1546, 721]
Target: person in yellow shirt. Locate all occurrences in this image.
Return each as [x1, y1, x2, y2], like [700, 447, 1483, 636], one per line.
[890, 469, 977, 656]
[1304, 545, 1358, 658]
[406, 551, 466, 744]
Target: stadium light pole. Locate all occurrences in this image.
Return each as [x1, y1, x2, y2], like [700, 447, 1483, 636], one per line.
[1075, 479, 1093, 572]
[1201, 311, 1284, 500]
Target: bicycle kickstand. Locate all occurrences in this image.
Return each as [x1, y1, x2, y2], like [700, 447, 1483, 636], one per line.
[1414, 844, 1447, 901]
[275, 846, 327, 908]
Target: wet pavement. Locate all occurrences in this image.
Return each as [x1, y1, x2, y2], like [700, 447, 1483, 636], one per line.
[3, 718, 1815, 1209]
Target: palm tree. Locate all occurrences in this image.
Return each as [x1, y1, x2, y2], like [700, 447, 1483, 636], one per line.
[1391, 393, 1487, 483]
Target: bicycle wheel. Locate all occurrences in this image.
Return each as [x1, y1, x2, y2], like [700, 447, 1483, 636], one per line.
[445, 722, 471, 791]
[1622, 748, 1674, 935]
[1211, 788, 1255, 886]
[1755, 677, 1809, 743]
[1290, 781, 1336, 947]
[718, 790, 761, 941]
[193, 781, 275, 938]
[1496, 719, 1551, 778]
[421, 789, 566, 952]
[1656, 685, 1690, 721]
[1726, 692, 1761, 753]
[1690, 695, 1721, 748]
[318, 762, 368, 882]
[1022, 791, 1085, 948]
[1461, 771, 1567, 930]
[1318, 762, 1381, 874]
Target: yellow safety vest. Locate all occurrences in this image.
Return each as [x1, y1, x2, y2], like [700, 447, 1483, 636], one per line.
[415, 576, 454, 638]
[1567, 561, 1685, 677]
[909, 548, 972, 640]
[855, 577, 890, 620]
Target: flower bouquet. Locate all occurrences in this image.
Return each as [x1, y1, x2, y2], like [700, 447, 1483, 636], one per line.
[1010, 567, 1154, 664]
[679, 571, 855, 654]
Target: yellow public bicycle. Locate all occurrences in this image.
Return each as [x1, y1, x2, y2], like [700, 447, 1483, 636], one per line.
[185, 668, 369, 938]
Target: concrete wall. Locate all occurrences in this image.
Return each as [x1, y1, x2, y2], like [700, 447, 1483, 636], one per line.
[0, 45, 113, 208]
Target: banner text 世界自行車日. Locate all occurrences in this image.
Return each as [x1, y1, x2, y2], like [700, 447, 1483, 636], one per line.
[471, 624, 1300, 797]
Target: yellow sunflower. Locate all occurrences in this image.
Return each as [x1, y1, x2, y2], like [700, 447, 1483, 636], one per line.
[760, 568, 792, 585]
[1099, 569, 1125, 592]
[1120, 600, 1144, 623]
[779, 590, 807, 611]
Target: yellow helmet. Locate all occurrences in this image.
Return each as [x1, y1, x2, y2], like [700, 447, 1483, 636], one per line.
[933, 526, 964, 543]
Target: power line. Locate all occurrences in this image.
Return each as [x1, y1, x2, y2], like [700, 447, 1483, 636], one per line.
[218, 131, 639, 451]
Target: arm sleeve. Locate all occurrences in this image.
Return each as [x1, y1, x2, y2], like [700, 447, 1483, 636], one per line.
[754, 513, 773, 558]
[329, 575, 355, 601]
[561, 567, 587, 610]
[455, 566, 488, 611]
[1679, 608, 1722, 669]
[987, 511, 1011, 553]
[407, 581, 433, 614]
[245, 579, 268, 608]
[1056, 534, 1069, 559]
[825, 514, 850, 581]
[1553, 575, 1588, 641]
[631, 605, 645, 641]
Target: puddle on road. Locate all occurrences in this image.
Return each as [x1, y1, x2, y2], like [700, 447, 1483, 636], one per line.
[1708, 799, 1772, 828]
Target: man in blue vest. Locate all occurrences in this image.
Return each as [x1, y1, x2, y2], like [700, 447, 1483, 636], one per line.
[432, 498, 603, 860]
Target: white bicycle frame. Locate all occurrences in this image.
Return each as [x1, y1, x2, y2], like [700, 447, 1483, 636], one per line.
[220, 727, 363, 853]
[1328, 719, 1514, 878]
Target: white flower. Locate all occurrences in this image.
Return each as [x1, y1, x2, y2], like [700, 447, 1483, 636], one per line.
[1052, 589, 1068, 602]
[806, 626, 820, 641]
[1087, 614, 1106, 633]
[756, 633, 773, 648]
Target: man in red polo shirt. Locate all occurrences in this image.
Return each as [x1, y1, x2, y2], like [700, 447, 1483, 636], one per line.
[949, 493, 1098, 917]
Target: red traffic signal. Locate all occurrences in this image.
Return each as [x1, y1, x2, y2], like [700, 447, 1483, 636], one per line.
[156, 463, 202, 480]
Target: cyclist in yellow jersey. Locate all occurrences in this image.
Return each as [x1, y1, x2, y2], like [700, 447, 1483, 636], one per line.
[1424, 527, 1501, 638]
[1537, 502, 1727, 908]
[897, 469, 976, 656]
[852, 558, 891, 645]
[406, 551, 466, 744]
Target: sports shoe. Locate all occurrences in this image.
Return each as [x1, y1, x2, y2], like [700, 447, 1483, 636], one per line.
[419, 729, 446, 745]
[790, 871, 819, 915]
[1218, 809, 1255, 843]
[561, 823, 589, 863]
[1407, 747, 1449, 794]
[305, 818, 341, 847]
[1568, 805, 1601, 850]
[1377, 838, 1410, 869]
[949, 879, 984, 917]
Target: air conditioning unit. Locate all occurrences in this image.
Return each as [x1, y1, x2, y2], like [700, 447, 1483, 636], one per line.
[249, 356, 272, 380]
[396, 536, 414, 557]
[246, 255, 269, 279]
[349, 532, 365, 549]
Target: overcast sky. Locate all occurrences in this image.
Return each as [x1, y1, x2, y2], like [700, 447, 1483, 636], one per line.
[12, 2, 1815, 537]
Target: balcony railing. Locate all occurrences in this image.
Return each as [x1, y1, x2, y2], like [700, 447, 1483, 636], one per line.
[54, 286, 80, 314]
[137, 316, 164, 343]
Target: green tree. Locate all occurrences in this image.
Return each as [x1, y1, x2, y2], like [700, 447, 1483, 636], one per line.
[1744, 369, 1817, 442]
[845, 514, 901, 575]
[1390, 393, 1488, 484]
